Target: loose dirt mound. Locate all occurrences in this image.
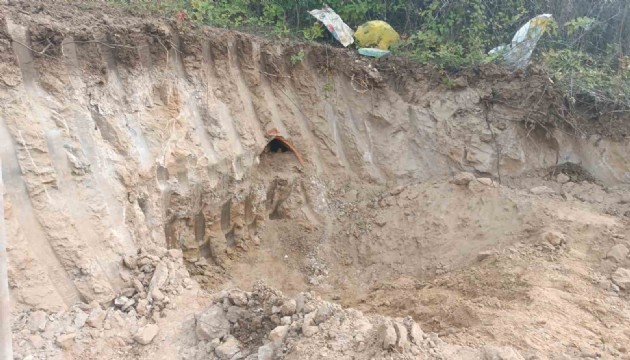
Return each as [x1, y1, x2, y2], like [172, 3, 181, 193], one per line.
[2, 1, 630, 360]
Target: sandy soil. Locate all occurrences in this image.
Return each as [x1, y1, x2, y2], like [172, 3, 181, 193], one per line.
[1, 1, 630, 359]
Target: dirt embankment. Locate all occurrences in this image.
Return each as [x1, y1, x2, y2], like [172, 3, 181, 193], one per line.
[2, 1, 630, 360]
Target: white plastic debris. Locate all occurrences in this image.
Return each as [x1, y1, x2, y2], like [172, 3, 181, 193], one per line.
[489, 14, 553, 69]
[309, 6, 354, 47]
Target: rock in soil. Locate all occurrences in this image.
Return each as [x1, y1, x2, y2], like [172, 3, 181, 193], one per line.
[196, 305, 231, 341]
[606, 244, 629, 263]
[611, 268, 630, 290]
[452, 172, 476, 185]
[134, 324, 160, 345]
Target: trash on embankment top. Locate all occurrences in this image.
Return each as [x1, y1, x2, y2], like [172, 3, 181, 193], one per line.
[355, 20, 401, 50]
[309, 6, 354, 47]
[489, 14, 553, 69]
[358, 48, 391, 58]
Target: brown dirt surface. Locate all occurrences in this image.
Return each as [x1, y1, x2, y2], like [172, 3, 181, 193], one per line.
[2, 1, 630, 360]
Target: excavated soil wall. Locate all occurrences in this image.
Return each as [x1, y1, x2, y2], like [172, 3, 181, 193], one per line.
[2, 2, 630, 360]
[2, 3, 629, 310]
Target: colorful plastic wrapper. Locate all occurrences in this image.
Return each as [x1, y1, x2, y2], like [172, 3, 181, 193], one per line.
[309, 6, 354, 47]
[489, 14, 553, 69]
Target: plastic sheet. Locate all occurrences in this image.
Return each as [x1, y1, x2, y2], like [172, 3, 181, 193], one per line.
[308, 6, 354, 47]
[489, 14, 553, 69]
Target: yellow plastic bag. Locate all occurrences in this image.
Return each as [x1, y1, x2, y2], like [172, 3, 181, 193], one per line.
[355, 20, 400, 50]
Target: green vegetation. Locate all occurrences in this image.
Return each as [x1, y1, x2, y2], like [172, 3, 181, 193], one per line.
[290, 49, 305, 65]
[113, 0, 629, 112]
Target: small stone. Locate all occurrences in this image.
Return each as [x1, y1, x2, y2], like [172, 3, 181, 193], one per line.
[452, 76, 469, 89]
[557, 173, 570, 184]
[477, 178, 495, 187]
[226, 306, 243, 323]
[210, 338, 221, 349]
[115, 296, 129, 307]
[611, 268, 630, 290]
[136, 299, 149, 316]
[295, 294, 305, 313]
[56, 333, 76, 350]
[86, 308, 106, 328]
[281, 316, 292, 325]
[183, 278, 194, 289]
[134, 324, 159, 345]
[530, 186, 555, 195]
[315, 303, 331, 324]
[136, 257, 149, 268]
[151, 288, 165, 302]
[606, 244, 629, 263]
[27, 311, 48, 332]
[228, 290, 248, 306]
[302, 325, 319, 337]
[121, 287, 136, 298]
[269, 325, 289, 346]
[541, 230, 566, 247]
[133, 279, 145, 293]
[303, 302, 316, 314]
[452, 172, 475, 186]
[74, 310, 88, 328]
[303, 311, 316, 327]
[394, 322, 409, 352]
[149, 262, 169, 294]
[258, 343, 275, 360]
[196, 305, 230, 341]
[280, 299, 297, 316]
[215, 336, 241, 360]
[409, 322, 424, 345]
[119, 271, 131, 283]
[123, 255, 138, 269]
[122, 298, 136, 312]
[380, 322, 397, 350]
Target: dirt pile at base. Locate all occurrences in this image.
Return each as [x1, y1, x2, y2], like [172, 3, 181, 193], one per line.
[189, 283, 526, 360]
[11, 246, 203, 359]
[326, 174, 630, 358]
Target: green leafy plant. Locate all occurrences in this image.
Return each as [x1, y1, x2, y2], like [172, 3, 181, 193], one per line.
[290, 50, 305, 66]
[302, 23, 324, 42]
[323, 82, 334, 99]
[543, 48, 630, 111]
[565, 17, 596, 37]
[108, 0, 630, 114]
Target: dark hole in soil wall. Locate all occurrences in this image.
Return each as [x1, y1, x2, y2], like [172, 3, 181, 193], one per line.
[267, 138, 290, 153]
